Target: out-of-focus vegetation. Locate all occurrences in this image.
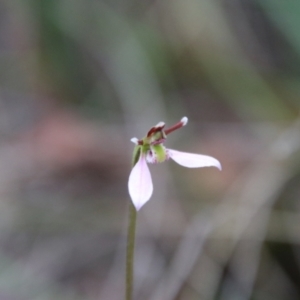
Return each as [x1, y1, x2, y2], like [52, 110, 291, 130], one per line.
[0, 0, 300, 299]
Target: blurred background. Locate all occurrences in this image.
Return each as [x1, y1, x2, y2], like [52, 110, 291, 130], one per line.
[0, 0, 300, 299]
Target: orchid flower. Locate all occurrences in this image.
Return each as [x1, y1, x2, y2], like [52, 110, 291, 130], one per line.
[128, 117, 221, 210]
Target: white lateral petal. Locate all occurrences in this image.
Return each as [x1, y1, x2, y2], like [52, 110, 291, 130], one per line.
[128, 155, 153, 210]
[168, 149, 222, 170]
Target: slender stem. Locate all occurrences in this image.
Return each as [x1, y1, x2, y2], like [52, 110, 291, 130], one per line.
[126, 201, 137, 300]
[125, 147, 140, 300]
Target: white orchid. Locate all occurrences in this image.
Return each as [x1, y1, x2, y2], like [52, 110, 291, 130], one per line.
[128, 117, 221, 210]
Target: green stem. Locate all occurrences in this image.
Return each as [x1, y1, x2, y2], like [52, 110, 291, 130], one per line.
[126, 201, 137, 300]
[126, 146, 140, 300]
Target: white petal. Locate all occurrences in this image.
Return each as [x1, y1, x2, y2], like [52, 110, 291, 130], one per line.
[154, 121, 165, 128]
[168, 149, 222, 170]
[128, 155, 153, 210]
[181, 116, 188, 126]
[130, 137, 139, 145]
